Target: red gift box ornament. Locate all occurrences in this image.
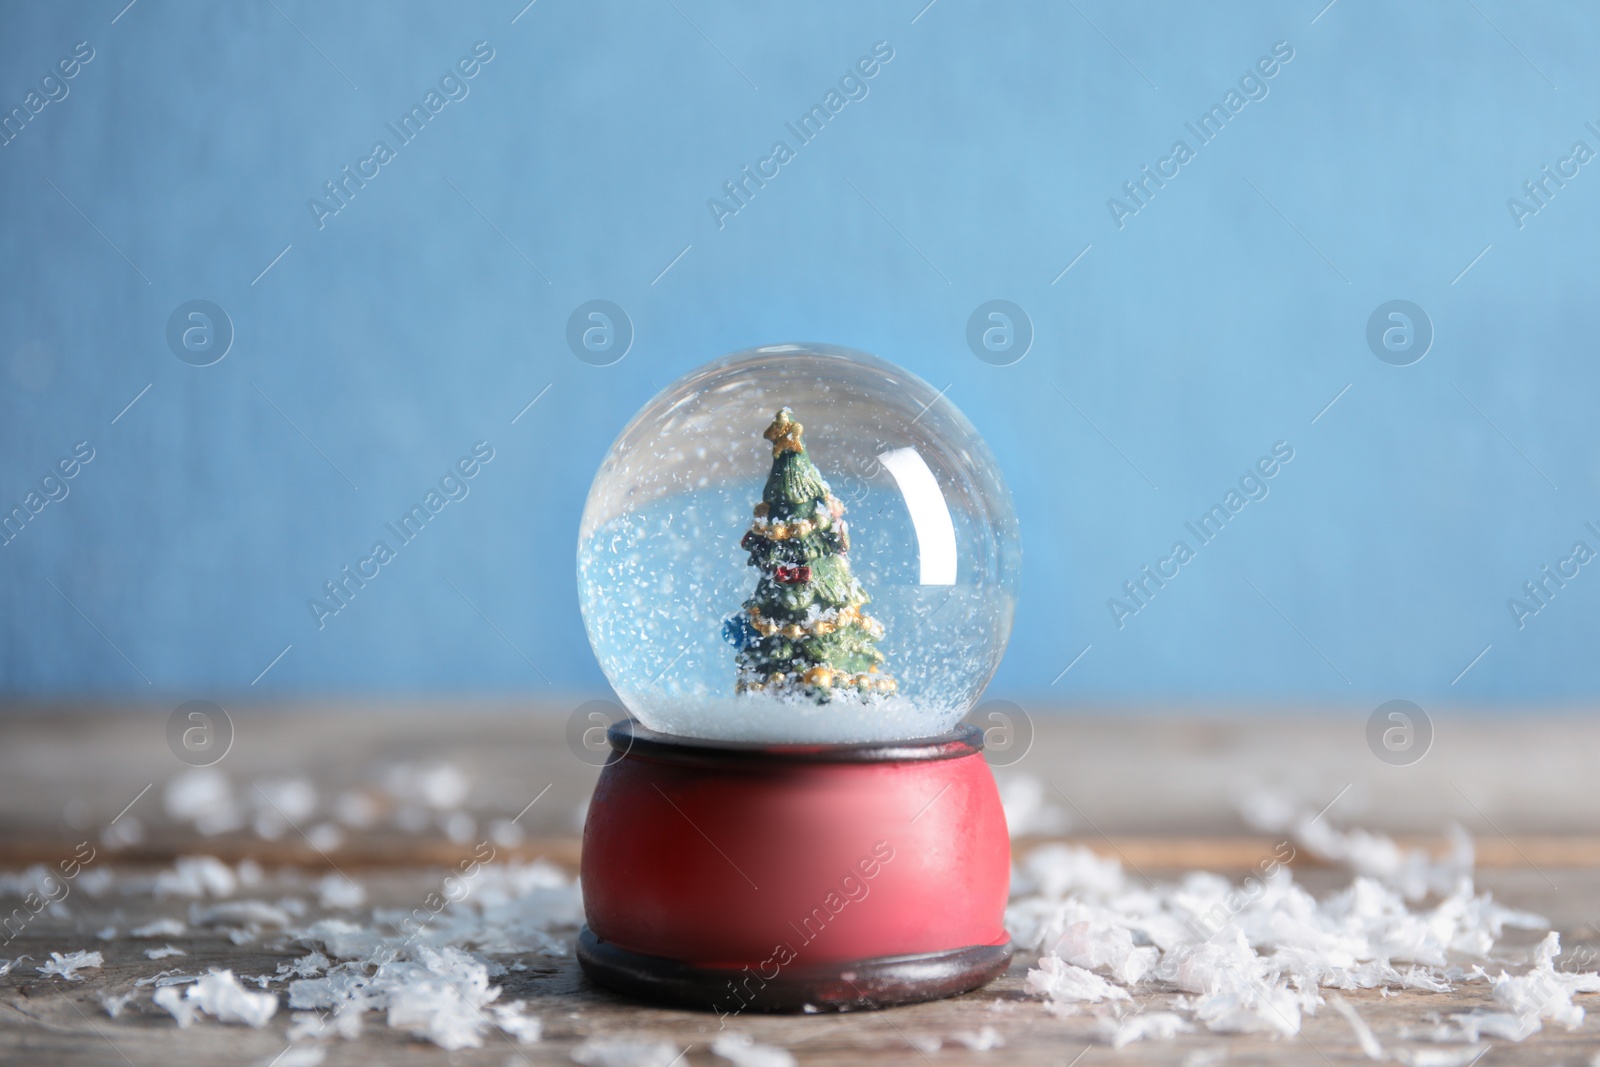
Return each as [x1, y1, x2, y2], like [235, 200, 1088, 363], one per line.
[773, 563, 811, 584]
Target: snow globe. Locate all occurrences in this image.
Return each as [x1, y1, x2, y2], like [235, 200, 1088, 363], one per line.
[575, 343, 1020, 1012]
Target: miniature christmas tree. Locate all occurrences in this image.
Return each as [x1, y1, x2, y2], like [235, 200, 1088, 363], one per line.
[731, 408, 897, 701]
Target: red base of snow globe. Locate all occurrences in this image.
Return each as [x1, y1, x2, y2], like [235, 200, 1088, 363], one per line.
[577, 719, 1012, 1014]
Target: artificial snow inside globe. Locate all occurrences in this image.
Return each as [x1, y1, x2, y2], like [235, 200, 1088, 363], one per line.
[578, 343, 1019, 744]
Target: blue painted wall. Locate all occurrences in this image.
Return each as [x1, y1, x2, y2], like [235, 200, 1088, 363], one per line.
[2, 0, 1596, 705]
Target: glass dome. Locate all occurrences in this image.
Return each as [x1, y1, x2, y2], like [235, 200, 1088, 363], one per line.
[577, 344, 1019, 743]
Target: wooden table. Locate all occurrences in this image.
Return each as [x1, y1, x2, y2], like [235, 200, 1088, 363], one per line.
[2, 704, 1597, 1065]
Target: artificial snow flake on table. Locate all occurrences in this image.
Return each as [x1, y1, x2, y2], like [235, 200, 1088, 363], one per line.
[146, 944, 186, 959]
[710, 1033, 795, 1067]
[443, 811, 477, 843]
[1010, 842, 1126, 904]
[131, 917, 187, 938]
[287, 1004, 363, 1041]
[135, 968, 195, 988]
[333, 789, 380, 829]
[289, 943, 537, 1051]
[488, 1000, 543, 1044]
[154, 855, 238, 898]
[152, 985, 201, 1028]
[1009, 812, 1571, 1049]
[1327, 992, 1386, 1059]
[997, 773, 1070, 838]
[384, 762, 470, 811]
[253, 777, 318, 826]
[1192, 977, 1303, 1037]
[295, 918, 387, 960]
[36, 950, 102, 980]
[949, 1026, 1005, 1051]
[1055, 920, 1159, 984]
[238, 858, 265, 887]
[488, 818, 525, 848]
[153, 968, 279, 1028]
[1488, 931, 1600, 1030]
[1155, 928, 1259, 998]
[382, 946, 501, 1050]
[77, 867, 113, 897]
[102, 815, 144, 849]
[258, 1046, 325, 1067]
[306, 823, 346, 852]
[1101, 1011, 1193, 1048]
[1392, 1046, 1491, 1067]
[1449, 1011, 1542, 1041]
[164, 768, 244, 836]
[5, 868, 59, 899]
[99, 992, 135, 1018]
[276, 951, 330, 980]
[0, 864, 81, 902]
[315, 873, 366, 910]
[365, 859, 583, 957]
[1238, 788, 1475, 902]
[569, 1035, 685, 1067]
[1025, 955, 1131, 1004]
[196, 899, 295, 928]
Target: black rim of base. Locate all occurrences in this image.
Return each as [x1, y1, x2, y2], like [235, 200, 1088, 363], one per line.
[576, 926, 1013, 1014]
[607, 719, 984, 767]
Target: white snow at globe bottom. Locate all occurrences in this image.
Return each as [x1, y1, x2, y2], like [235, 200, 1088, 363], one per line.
[578, 491, 1010, 744]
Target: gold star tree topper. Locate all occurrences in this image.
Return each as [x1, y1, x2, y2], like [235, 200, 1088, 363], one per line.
[763, 407, 805, 457]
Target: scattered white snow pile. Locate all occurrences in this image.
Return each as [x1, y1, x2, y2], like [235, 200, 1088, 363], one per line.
[1009, 806, 1594, 1053]
[288, 943, 541, 1051]
[1237, 786, 1475, 902]
[711, 1031, 797, 1067]
[381, 947, 506, 1049]
[278, 863, 576, 1051]
[570, 1035, 685, 1067]
[153, 968, 278, 1028]
[49, 853, 578, 1050]
[36, 950, 102, 981]
[364, 859, 583, 956]
[1488, 931, 1600, 1031]
[160, 759, 512, 849]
